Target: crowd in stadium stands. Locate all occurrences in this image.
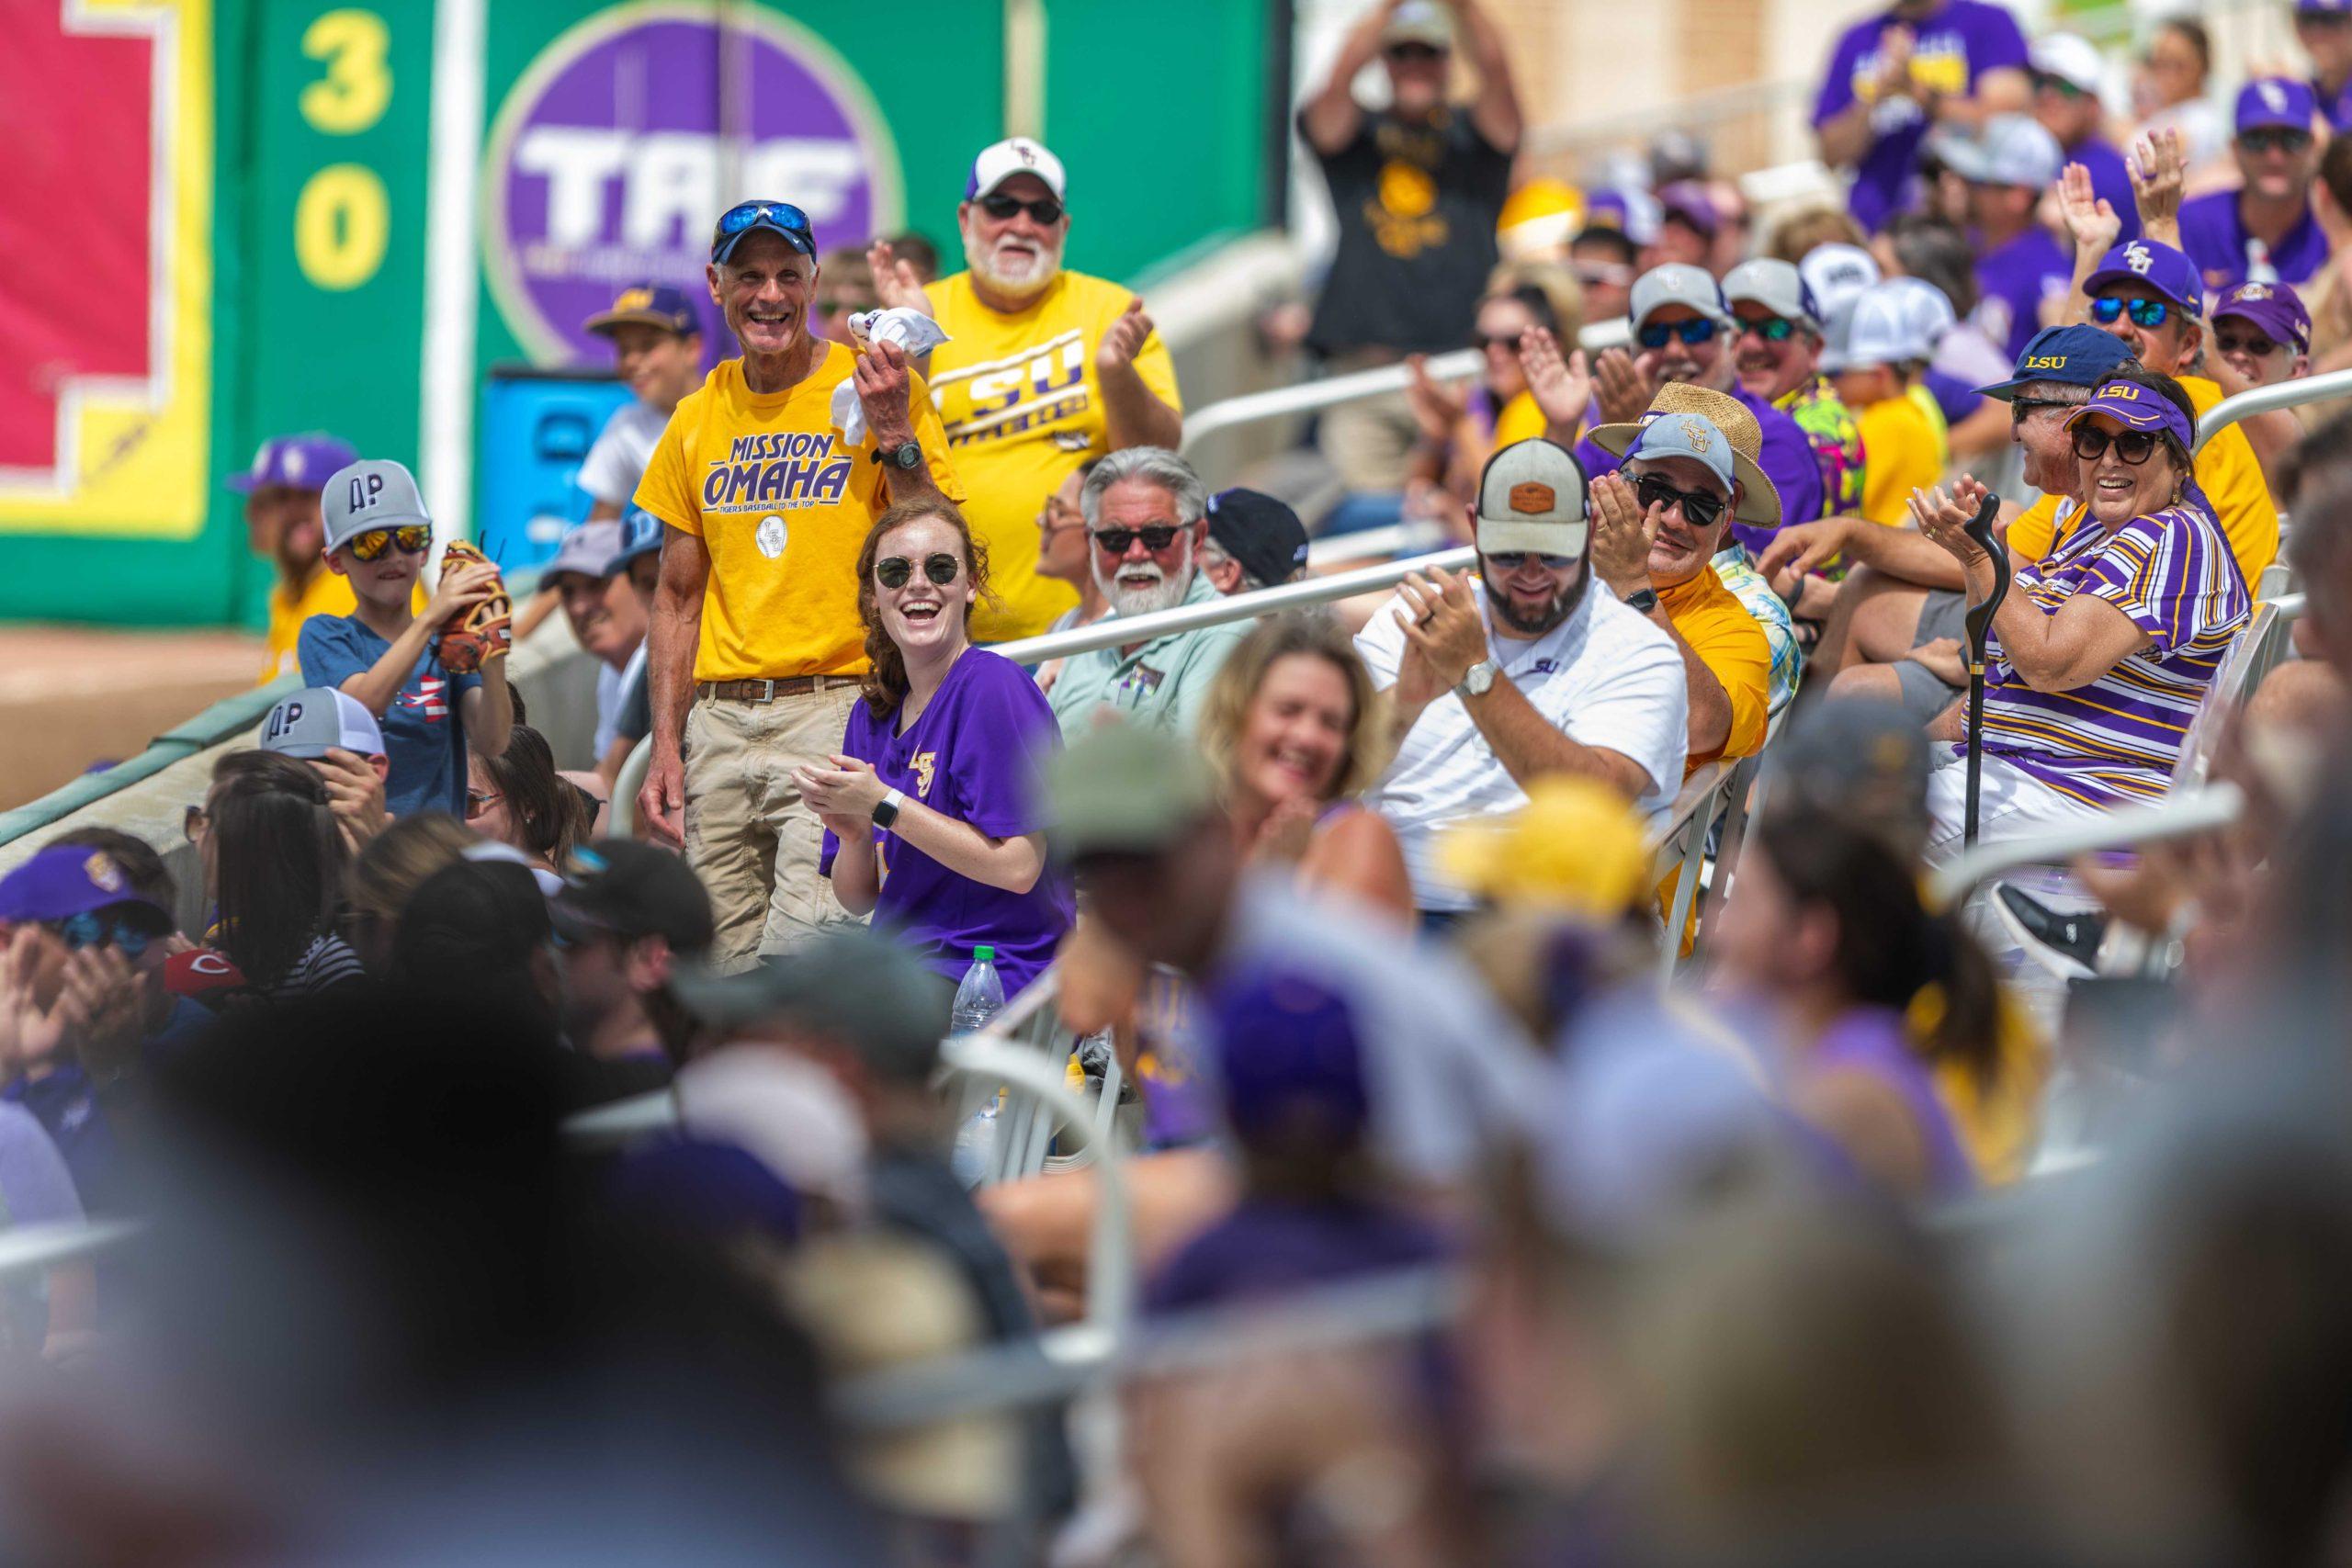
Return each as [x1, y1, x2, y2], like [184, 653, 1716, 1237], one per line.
[12, 0, 2352, 1559]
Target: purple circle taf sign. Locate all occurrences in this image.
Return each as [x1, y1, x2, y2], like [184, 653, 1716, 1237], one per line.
[482, 1, 904, 367]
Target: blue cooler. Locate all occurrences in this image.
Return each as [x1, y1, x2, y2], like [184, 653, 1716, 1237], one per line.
[476, 367, 636, 572]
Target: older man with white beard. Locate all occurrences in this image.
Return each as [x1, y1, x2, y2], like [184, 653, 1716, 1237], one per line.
[1045, 446, 1252, 740]
[869, 138, 1184, 643]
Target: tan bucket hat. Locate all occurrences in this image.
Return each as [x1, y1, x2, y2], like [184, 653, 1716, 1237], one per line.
[1585, 383, 1783, 528]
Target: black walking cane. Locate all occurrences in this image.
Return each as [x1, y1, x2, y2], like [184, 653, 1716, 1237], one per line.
[1960, 491, 2012, 849]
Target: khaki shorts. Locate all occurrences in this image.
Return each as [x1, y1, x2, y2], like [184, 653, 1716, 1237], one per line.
[683, 680, 864, 970]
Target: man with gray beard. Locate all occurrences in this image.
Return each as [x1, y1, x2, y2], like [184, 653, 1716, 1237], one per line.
[868, 138, 1184, 643]
[1045, 447, 1253, 740]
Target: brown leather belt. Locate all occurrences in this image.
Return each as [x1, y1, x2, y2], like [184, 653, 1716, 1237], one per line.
[695, 675, 858, 702]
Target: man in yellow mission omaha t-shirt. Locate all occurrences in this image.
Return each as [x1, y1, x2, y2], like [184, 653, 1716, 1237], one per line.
[867, 137, 1184, 641]
[635, 200, 963, 970]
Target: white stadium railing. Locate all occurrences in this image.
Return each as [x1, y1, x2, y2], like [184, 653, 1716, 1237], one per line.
[2196, 367, 2352, 453]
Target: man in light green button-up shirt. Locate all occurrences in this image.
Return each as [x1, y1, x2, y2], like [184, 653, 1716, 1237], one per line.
[1046, 448, 1254, 739]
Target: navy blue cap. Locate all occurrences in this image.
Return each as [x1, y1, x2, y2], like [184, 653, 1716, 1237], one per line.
[0, 845, 171, 927]
[709, 200, 817, 265]
[582, 281, 702, 339]
[2236, 77, 2319, 134]
[613, 506, 664, 570]
[1974, 324, 2137, 401]
[227, 432, 359, 494]
[1209, 966, 1371, 1150]
[1204, 488, 1309, 588]
[2083, 238, 2203, 315]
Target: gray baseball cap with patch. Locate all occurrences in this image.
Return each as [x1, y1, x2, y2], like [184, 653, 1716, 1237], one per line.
[322, 458, 432, 554]
[1475, 439, 1590, 558]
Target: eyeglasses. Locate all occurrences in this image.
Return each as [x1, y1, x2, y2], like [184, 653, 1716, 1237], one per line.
[978, 192, 1065, 226]
[1384, 41, 1445, 62]
[2072, 424, 2162, 465]
[465, 788, 503, 818]
[1483, 551, 1576, 570]
[1476, 333, 1526, 354]
[2090, 297, 2173, 330]
[2216, 326, 2285, 357]
[713, 200, 812, 241]
[49, 911, 153, 961]
[1636, 318, 1720, 350]
[2239, 128, 2313, 156]
[1635, 473, 1727, 529]
[1734, 315, 1799, 344]
[2009, 395, 2073, 424]
[347, 525, 431, 561]
[876, 553, 963, 589]
[1091, 525, 1182, 555]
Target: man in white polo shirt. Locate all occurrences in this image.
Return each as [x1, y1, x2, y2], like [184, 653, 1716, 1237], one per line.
[1355, 438, 1689, 924]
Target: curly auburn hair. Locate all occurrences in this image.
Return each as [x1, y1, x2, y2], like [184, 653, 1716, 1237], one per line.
[853, 498, 996, 717]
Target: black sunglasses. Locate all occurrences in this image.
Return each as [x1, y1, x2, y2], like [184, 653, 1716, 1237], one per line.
[2216, 325, 2284, 357]
[2008, 395, 2072, 424]
[2239, 127, 2313, 155]
[978, 192, 1065, 226]
[1091, 525, 1182, 555]
[2072, 424, 2161, 465]
[1635, 473, 1726, 530]
[1736, 314, 1799, 343]
[1385, 41, 1445, 62]
[876, 553, 963, 589]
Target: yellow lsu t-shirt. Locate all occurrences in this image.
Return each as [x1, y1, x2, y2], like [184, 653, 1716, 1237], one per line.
[2003, 377, 2278, 587]
[1857, 392, 1948, 527]
[1492, 390, 1546, 447]
[262, 568, 360, 683]
[634, 346, 963, 681]
[922, 270, 1183, 642]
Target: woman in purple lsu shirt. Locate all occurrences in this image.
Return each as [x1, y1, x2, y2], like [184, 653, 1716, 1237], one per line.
[797, 499, 1074, 996]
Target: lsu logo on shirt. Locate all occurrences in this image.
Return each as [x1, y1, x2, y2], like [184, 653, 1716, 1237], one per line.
[1851, 30, 1970, 107]
[933, 331, 1091, 446]
[698, 432, 854, 513]
[911, 750, 938, 797]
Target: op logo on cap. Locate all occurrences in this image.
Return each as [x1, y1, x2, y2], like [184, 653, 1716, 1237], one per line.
[1508, 482, 1556, 514]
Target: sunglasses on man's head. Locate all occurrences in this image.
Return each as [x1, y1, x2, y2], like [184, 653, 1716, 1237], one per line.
[1735, 314, 1799, 344]
[978, 192, 1065, 226]
[714, 199, 812, 240]
[49, 911, 153, 961]
[1637, 318, 1719, 350]
[1635, 473, 1726, 530]
[2239, 127, 2313, 156]
[2090, 296, 2173, 330]
[347, 525, 430, 561]
[2072, 424, 2162, 465]
[1091, 525, 1182, 555]
[1484, 551, 1576, 571]
[876, 553, 963, 590]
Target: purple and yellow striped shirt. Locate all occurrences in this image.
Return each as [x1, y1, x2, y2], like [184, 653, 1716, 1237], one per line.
[1975, 502, 2250, 808]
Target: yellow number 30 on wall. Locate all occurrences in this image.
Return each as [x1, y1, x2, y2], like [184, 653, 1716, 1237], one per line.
[295, 9, 391, 291]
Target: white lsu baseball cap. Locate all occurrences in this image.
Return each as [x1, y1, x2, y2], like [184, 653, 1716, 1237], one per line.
[1476, 440, 1591, 558]
[966, 137, 1067, 204]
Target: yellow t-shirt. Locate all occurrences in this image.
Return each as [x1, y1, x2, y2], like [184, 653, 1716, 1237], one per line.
[261, 568, 360, 684]
[1491, 389, 1546, 447]
[2003, 377, 2278, 588]
[1657, 564, 1771, 773]
[1856, 392, 1947, 527]
[922, 270, 1182, 642]
[1905, 380, 1950, 446]
[635, 347, 963, 682]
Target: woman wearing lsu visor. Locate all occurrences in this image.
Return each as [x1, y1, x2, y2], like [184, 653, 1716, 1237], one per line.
[1910, 368, 2250, 856]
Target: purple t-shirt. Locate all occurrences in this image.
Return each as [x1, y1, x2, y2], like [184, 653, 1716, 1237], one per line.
[818, 649, 1074, 996]
[1812, 0, 2030, 231]
[1145, 1196, 1453, 1315]
[1812, 1008, 1974, 1199]
[1921, 367, 1983, 428]
[1576, 384, 1824, 558]
[2068, 136, 2141, 244]
[2178, 190, 2331, 294]
[2319, 74, 2352, 135]
[1971, 225, 2071, 362]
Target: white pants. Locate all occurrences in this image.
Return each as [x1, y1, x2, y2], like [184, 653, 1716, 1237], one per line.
[1924, 750, 2107, 864]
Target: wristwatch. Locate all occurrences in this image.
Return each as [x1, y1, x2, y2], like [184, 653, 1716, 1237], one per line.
[873, 440, 923, 470]
[1623, 586, 1660, 615]
[872, 788, 905, 829]
[1456, 659, 1498, 699]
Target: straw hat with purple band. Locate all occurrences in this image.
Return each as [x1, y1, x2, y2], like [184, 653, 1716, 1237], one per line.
[1474, 439, 1591, 558]
[2212, 281, 2312, 354]
[228, 432, 359, 494]
[582, 281, 702, 339]
[1585, 383, 1782, 527]
[2083, 237, 2202, 315]
[2063, 379, 2197, 452]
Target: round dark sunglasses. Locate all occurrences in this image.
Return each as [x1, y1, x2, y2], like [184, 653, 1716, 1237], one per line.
[2090, 297, 2172, 330]
[2072, 424, 2161, 466]
[1637, 318, 1720, 350]
[1091, 525, 1181, 555]
[1635, 473, 1726, 529]
[978, 192, 1064, 226]
[876, 553, 963, 590]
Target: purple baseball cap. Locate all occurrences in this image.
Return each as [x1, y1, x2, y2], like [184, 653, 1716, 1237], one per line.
[227, 432, 360, 494]
[582, 281, 702, 339]
[2064, 378, 2195, 450]
[2236, 77, 2318, 134]
[1658, 181, 1719, 239]
[0, 845, 171, 928]
[1208, 966, 1371, 1149]
[2212, 280, 2312, 353]
[2084, 238, 2202, 314]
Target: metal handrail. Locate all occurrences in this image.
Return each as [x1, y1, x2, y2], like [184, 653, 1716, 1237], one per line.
[2195, 367, 2352, 452]
[1307, 519, 1452, 566]
[992, 546, 1476, 665]
[1928, 782, 2245, 909]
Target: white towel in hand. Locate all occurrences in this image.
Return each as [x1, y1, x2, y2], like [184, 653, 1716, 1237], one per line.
[829, 309, 953, 446]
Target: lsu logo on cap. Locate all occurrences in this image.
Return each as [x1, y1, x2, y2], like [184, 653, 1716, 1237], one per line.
[1679, 417, 1713, 453]
[1509, 482, 1557, 514]
[2021, 355, 2069, 370]
[84, 852, 123, 894]
[614, 287, 653, 311]
[2261, 81, 2288, 113]
[2124, 242, 2154, 276]
[2103, 384, 2143, 400]
[2241, 284, 2272, 300]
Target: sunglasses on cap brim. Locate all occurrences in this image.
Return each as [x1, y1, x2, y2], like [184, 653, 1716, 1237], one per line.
[711, 200, 814, 259]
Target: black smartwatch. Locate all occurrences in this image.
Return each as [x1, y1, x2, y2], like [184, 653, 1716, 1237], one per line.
[873, 440, 923, 470]
[1623, 586, 1660, 615]
[872, 788, 904, 829]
